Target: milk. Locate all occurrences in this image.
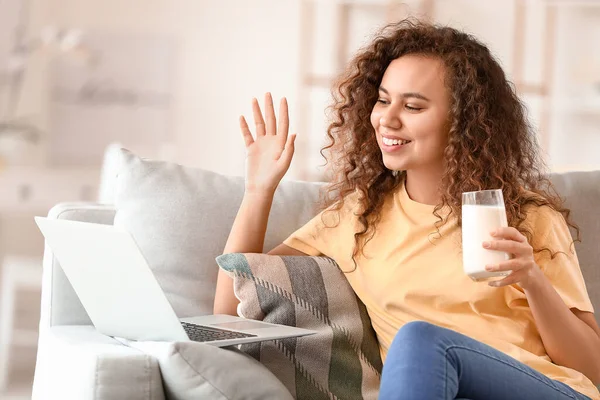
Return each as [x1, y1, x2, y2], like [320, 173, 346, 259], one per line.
[462, 204, 510, 281]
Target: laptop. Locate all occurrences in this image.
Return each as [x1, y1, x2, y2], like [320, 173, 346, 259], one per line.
[34, 216, 315, 346]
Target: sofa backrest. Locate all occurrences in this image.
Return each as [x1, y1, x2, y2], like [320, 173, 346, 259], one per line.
[42, 179, 325, 327]
[550, 171, 600, 321]
[42, 170, 600, 328]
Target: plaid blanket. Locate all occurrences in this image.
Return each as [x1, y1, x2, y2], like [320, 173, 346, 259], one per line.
[216, 253, 382, 400]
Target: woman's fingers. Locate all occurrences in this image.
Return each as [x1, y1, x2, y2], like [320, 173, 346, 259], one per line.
[265, 93, 276, 135]
[488, 269, 528, 287]
[483, 239, 527, 255]
[485, 258, 525, 273]
[252, 98, 266, 137]
[249, 94, 289, 144]
[278, 133, 296, 166]
[239, 116, 254, 147]
[491, 227, 527, 243]
[277, 97, 289, 146]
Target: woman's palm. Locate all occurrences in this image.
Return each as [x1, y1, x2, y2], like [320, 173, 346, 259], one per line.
[240, 93, 296, 194]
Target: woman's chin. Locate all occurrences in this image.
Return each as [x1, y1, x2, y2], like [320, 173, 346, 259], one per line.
[383, 160, 408, 172]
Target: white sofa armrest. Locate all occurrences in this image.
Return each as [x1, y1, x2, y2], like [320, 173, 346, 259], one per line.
[32, 325, 164, 400]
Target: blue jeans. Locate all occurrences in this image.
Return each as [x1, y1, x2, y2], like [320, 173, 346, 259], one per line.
[379, 321, 592, 400]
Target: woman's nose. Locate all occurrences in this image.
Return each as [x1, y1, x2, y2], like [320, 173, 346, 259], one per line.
[380, 114, 401, 130]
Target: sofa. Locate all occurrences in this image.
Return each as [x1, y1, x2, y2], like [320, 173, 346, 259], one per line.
[30, 149, 600, 399]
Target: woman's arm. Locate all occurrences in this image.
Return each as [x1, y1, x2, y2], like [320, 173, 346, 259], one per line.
[524, 272, 600, 384]
[484, 227, 600, 384]
[214, 191, 274, 315]
[214, 93, 302, 315]
[214, 191, 308, 315]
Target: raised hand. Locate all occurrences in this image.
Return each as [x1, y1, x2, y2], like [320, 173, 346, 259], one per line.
[240, 92, 296, 195]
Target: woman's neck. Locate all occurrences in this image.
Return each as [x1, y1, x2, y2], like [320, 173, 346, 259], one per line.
[404, 170, 444, 206]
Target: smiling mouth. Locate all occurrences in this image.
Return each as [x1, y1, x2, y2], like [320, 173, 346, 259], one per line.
[382, 137, 412, 146]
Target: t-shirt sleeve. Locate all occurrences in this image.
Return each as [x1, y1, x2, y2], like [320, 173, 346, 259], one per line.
[530, 207, 594, 313]
[282, 210, 329, 256]
[283, 193, 359, 260]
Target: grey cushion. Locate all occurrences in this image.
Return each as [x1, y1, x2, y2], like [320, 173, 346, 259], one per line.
[551, 170, 600, 323]
[216, 253, 383, 400]
[123, 340, 293, 400]
[113, 149, 324, 317]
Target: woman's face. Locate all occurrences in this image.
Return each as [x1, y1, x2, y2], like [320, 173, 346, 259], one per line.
[370, 55, 451, 174]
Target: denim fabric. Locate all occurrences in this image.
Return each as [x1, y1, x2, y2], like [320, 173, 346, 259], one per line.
[379, 321, 592, 400]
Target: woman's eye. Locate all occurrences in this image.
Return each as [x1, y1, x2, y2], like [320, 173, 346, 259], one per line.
[406, 105, 423, 111]
[377, 99, 388, 104]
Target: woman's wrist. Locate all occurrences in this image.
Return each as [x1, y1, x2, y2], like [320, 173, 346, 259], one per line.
[521, 265, 546, 294]
[244, 186, 277, 199]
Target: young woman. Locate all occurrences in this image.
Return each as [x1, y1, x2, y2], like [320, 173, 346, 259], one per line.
[214, 19, 600, 400]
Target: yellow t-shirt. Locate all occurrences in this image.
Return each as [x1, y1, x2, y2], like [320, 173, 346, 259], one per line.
[283, 183, 600, 399]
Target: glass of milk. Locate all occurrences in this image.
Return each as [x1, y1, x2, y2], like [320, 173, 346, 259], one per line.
[462, 189, 511, 282]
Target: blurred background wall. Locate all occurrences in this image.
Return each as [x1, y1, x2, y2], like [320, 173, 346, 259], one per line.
[1, 0, 599, 398]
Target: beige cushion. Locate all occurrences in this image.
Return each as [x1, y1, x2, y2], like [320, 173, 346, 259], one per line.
[216, 253, 383, 400]
[113, 149, 324, 317]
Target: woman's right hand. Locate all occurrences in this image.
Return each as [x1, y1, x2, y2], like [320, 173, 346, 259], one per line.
[240, 93, 296, 195]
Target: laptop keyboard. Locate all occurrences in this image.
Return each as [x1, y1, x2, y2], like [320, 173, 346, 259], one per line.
[181, 321, 257, 342]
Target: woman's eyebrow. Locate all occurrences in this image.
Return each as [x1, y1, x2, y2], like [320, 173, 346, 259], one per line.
[379, 86, 430, 102]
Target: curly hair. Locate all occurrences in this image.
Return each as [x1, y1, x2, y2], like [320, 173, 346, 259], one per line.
[318, 18, 579, 269]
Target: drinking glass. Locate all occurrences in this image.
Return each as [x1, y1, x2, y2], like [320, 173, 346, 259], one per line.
[462, 189, 511, 282]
